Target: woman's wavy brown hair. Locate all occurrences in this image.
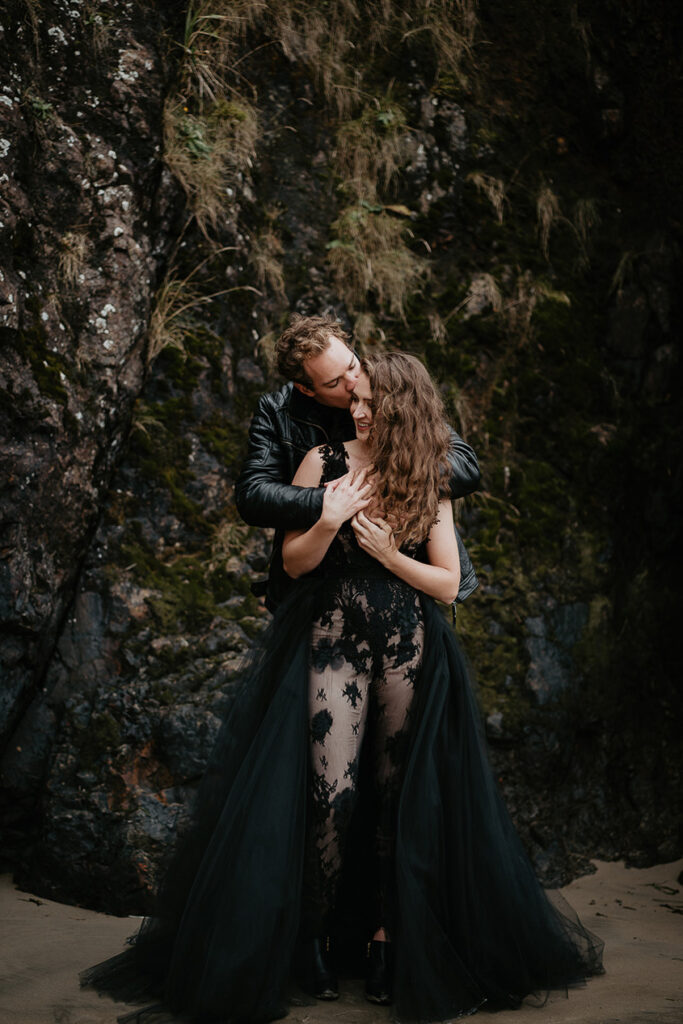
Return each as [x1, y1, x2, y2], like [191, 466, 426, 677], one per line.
[361, 352, 451, 547]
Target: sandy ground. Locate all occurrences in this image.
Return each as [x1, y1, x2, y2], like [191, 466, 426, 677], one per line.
[1, 859, 681, 1024]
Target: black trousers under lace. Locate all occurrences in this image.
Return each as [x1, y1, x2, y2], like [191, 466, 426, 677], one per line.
[303, 581, 424, 937]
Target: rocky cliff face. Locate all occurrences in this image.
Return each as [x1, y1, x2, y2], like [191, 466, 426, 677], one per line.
[0, 0, 680, 913]
[0, 0, 180, 878]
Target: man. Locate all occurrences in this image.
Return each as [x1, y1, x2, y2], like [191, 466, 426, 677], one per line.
[235, 313, 480, 611]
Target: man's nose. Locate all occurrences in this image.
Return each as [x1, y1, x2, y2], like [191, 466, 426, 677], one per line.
[344, 371, 360, 389]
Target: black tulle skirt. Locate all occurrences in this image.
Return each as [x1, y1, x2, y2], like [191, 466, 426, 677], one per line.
[82, 578, 603, 1023]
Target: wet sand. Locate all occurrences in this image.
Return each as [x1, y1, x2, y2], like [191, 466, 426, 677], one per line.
[1, 858, 681, 1024]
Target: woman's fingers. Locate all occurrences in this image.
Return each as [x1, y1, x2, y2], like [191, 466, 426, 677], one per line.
[352, 512, 377, 542]
[349, 471, 372, 493]
[356, 510, 381, 528]
[361, 511, 389, 530]
[323, 470, 374, 525]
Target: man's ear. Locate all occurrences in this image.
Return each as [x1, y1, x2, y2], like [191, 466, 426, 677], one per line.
[293, 381, 316, 397]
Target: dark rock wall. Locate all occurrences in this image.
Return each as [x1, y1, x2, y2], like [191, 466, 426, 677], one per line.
[0, 0, 181, 880]
[0, 0, 681, 913]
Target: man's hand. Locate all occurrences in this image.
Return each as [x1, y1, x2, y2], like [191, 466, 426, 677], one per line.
[320, 469, 373, 530]
[351, 510, 398, 566]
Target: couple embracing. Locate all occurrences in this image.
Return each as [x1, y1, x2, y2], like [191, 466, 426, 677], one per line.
[84, 314, 602, 1024]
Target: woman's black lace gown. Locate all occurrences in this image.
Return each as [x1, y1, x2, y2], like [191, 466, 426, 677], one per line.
[83, 443, 603, 1023]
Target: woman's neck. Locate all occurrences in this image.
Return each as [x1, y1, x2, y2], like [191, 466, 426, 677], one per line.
[343, 439, 374, 470]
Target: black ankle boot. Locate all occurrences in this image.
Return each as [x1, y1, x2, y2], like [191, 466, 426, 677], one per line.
[299, 937, 339, 1001]
[365, 939, 393, 1005]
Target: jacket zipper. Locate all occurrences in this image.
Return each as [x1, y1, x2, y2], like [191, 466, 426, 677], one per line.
[289, 412, 330, 443]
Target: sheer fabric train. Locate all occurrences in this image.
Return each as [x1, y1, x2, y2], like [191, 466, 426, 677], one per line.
[82, 444, 603, 1023]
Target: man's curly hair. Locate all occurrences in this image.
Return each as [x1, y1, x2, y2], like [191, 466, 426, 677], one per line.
[275, 314, 350, 386]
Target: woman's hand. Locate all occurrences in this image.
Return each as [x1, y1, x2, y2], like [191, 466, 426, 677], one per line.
[320, 469, 373, 530]
[351, 511, 398, 567]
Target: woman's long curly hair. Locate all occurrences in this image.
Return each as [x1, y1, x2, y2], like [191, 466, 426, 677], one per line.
[361, 352, 451, 547]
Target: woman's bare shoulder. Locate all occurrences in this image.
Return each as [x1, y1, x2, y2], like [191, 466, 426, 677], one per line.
[292, 446, 326, 486]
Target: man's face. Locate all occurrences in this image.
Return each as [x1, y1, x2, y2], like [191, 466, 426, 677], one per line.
[295, 335, 361, 409]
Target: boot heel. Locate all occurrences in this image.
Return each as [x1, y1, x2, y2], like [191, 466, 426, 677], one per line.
[365, 939, 392, 1005]
[298, 937, 338, 1001]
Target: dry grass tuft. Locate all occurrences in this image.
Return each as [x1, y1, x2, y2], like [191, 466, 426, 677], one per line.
[610, 251, 636, 294]
[330, 94, 427, 317]
[146, 253, 261, 367]
[399, 0, 479, 87]
[504, 271, 570, 343]
[536, 188, 601, 266]
[536, 185, 562, 260]
[276, 0, 361, 116]
[59, 232, 89, 286]
[179, 0, 363, 117]
[180, 0, 264, 102]
[255, 330, 278, 379]
[450, 386, 474, 438]
[467, 172, 507, 223]
[328, 204, 429, 317]
[147, 276, 196, 366]
[248, 227, 286, 298]
[458, 272, 504, 320]
[20, 0, 42, 57]
[428, 312, 447, 344]
[572, 197, 601, 267]
[445, 269, 569, 351]
[130, 402, 165, 438]
[164, 96, 258, 236]
[353, 312, 386, 349]
[573, 198, 600, 246]
[336, 102, 408, 200]
[210, 518, 251, 563]
[158, 0, 483, 322]
[82, 1, 111, 55]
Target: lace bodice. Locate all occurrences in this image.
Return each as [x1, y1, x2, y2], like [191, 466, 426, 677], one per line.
[315, 442, 426, 580]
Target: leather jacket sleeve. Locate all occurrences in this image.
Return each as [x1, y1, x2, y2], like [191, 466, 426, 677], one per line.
[234, 395, 325, 531]
[446, 428, 481, 498]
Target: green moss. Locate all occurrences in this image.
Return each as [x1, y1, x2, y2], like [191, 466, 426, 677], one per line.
[456, 583, 533, 736]
[197, 413, 248, 471]
[508, 459, 569, 554]
[147, 641, 194, 680]
[115, 530, 258, 634]
[432, 72, 468, 101]
[19, 326, 69, 405]
[207, 99, 252, 125]
[27, 93, 54, 122]
[127, 408, 215, 535]
[29, 350, 68, 405]
[119, 541, 210, 631]
[471, 504, 505, 565]
[150, 681, 177, 705]
[77, 712, 122, 770]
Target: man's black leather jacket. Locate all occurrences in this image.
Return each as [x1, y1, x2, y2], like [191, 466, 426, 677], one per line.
[235, 383, 480, 610]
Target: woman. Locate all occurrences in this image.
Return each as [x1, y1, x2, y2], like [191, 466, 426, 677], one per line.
[84, 353, 603, 1024]
[281, 353, 462, 1005]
